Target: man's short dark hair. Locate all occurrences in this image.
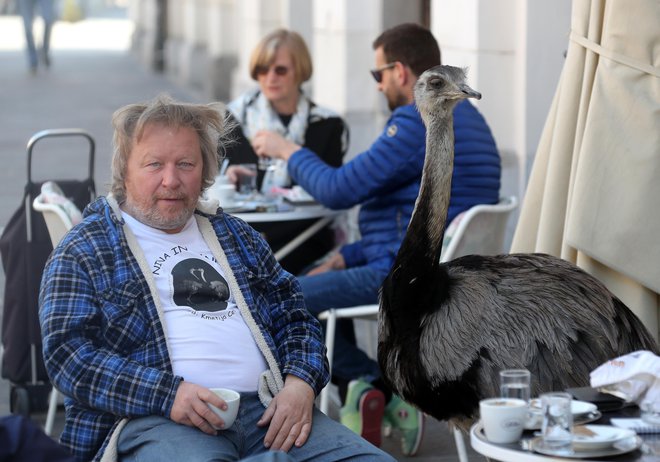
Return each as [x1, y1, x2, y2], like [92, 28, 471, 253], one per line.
[373, 23, 441, 77]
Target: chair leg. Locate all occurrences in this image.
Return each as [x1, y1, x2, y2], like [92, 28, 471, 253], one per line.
[45, 387, 59, 436]
[319, 309, 337, 415]
[453, 426, 469, 462]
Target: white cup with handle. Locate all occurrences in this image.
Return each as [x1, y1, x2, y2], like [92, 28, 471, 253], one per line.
[207, 182, 236, 207]
[479, 397, 528, 443]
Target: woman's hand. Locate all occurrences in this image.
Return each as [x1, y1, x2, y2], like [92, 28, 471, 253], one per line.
[252, 130, 300, 162]
[225, 165, 256, 185]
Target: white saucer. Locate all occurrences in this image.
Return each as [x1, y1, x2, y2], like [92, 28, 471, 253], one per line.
[531, 434, 642, 458]
[571, 425, 637, 450]
[221, 201, 246, 212]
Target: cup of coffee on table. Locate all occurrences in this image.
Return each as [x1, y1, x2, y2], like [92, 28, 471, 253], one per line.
[479, 397, 528, 443]
[207, 388, 240, 429]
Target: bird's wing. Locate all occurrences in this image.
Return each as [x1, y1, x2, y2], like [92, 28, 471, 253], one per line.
[418, 253, 634, 398]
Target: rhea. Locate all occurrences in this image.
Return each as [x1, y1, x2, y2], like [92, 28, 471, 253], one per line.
[377, 65, 659, 430]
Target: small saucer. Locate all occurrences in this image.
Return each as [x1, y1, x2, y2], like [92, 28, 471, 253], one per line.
[572, 425, 636, 450]
[221, 201, 246, 212]
[531, 434, 642, 458]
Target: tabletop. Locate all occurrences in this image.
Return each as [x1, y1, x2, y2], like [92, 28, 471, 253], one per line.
[470, 406, 659, 462]
[226, 197, 343, 261]
[231, 203, 340, 223]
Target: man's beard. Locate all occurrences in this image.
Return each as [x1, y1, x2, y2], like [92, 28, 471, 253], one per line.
[388, 90, 409, 111]
[122, 194, 196, 232]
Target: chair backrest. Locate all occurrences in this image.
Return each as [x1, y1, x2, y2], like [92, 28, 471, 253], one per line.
[32, 194, 76, 247]
[440, 196, 518, 262]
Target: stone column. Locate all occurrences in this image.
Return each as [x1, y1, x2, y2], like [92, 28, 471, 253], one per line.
[130, 0, 161, 70]
[311, 0, 384, 160]
[206, 0, 238, 101]
[430, 0, 570, 250]
[177, 0, 210, 92]
[164, 0, 184, 81]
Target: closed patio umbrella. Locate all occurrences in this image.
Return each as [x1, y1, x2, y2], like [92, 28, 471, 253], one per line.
[511, 0, 659, 341]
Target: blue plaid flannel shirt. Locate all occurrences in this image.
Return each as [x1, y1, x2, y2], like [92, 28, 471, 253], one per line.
[38, 197, 329, 461]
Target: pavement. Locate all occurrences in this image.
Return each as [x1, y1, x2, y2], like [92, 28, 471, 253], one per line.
[0, 7, 486, 461]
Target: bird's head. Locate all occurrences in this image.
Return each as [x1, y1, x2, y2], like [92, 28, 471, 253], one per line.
[414, 65, 481, 124]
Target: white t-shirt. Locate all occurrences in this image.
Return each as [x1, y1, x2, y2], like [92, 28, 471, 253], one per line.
[122, 212, 268, 391]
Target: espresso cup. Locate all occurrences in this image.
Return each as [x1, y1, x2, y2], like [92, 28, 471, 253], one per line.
[479, 397, 528, 443]
[208, 183, 236, 207]
[207, 388, 240, 429]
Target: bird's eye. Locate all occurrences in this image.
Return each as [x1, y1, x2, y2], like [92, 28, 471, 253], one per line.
[428, 76, 445, 89]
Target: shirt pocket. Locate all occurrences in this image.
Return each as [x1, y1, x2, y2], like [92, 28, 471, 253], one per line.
[100, 280, 153, 353]
[242, 268, 272, 326]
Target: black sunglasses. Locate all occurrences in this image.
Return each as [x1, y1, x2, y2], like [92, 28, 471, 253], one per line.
[255, 65, 290, 76]
[370, 62, 397, 83]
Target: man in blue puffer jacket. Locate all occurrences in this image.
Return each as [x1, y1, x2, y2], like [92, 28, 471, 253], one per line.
[251, 23, 501, 454]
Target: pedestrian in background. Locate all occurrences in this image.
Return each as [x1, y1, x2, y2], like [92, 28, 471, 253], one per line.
[18, 0, 55, 74]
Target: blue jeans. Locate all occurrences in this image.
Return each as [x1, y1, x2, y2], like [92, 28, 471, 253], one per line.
[117, 392, 394, 461]
[18, 0, 55, 68]
[297, 266, 387, 384]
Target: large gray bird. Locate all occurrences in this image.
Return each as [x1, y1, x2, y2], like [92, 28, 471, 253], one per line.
[377, 65, 659, 431]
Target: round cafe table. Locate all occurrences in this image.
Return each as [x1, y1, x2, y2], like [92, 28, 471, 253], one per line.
[470, 407, 658, 462]
[232, 203, 342, 261]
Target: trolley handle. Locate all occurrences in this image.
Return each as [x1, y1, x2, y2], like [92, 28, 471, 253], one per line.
[26, 128, 95, 184]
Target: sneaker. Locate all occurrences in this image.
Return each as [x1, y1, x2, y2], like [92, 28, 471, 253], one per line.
[384, 395, 425, 456]
[339, 379, 385, 447]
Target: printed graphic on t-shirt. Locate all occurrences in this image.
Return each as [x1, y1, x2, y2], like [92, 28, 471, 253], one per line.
[172, 258, 230, 312]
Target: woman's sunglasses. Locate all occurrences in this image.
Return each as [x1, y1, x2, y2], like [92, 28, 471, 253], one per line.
[255, 65, 290, 76]
[370, 62, 397, 83]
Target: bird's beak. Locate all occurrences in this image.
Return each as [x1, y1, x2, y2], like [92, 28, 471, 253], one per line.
[460, 84, 481, 100]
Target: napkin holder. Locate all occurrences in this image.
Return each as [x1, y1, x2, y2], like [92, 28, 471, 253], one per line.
[566, 386, 627, 412]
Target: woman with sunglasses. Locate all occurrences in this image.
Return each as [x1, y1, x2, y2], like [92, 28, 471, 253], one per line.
[224, 28, 348, 275]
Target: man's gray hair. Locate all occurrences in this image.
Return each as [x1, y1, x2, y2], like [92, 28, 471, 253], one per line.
[111, 94, 228, 203]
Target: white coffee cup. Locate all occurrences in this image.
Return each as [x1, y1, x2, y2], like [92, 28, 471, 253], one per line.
[479, 397, 528, 443]
[207, 388, 240, 429]
[208, 183, 236, 207]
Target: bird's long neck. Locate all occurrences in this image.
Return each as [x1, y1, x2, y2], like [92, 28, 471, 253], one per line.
[395, 112, 454, 271]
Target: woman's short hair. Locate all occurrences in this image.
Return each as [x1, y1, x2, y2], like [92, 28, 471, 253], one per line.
[248, 28, 313, 84]
[111, 94, 227, 203]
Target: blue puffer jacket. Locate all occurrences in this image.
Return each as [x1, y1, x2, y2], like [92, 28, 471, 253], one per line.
[288, 100, 500, 273]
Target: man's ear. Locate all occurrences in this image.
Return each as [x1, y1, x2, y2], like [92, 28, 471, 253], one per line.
[394, 61, 407, 85]
[396, 62, 415, 87]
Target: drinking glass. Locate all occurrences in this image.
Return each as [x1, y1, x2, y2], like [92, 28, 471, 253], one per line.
[236, 163, 257, 194]
[500, 369, 531, 402]
[541, 392, 573, 453]
[258, 156, 274, 170]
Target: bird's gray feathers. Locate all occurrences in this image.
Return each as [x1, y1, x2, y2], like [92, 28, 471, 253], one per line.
[414, 65, 478, 127]
[415, 253, 653, 398]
